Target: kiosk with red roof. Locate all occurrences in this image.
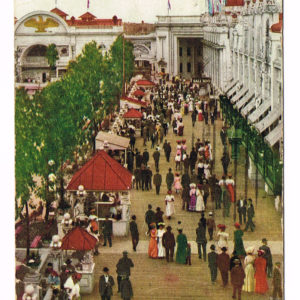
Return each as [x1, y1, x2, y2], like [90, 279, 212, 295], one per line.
[67, 150, 132, 236]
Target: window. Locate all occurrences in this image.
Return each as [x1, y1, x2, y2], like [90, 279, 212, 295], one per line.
[198, 62, 201, 74]
[187, 62, 191, 73]
[179, 47, 182, 57]
[180, 63, 183, 73]
[187, 47, 191, 56]
[197, 47, 202, 56]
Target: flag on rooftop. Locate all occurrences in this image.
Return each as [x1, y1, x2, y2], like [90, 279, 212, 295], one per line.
[168, 0, 171, 10]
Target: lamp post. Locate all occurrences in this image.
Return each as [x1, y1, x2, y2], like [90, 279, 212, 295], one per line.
[227, 124, 243, 221]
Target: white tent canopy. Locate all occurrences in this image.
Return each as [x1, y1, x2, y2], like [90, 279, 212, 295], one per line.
[96, 132, 130, 151]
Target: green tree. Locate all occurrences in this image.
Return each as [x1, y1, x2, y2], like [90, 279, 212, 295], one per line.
[109, 35, 134, 97]
[46, 43, 59, 78]
[15, 88, 40, 258]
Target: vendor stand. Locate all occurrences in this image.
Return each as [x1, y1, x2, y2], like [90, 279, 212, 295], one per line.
[95, 131, 130, 165]
[60, 227, 97, 294]
[66, 150, 133, 237]
[123, 108, 143, 136]
[120, 96, 147, 111]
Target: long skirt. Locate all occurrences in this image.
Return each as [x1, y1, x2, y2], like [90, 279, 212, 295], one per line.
[243, 264, 255, 292]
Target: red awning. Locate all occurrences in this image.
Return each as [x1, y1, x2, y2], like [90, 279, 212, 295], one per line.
[61, 227, 97, 251]
[133, 89, 145, 96]
[120, 96, 147, 107]
[123, 108, 143, 119]
[136, 80, 155, 86]
[67, 150, 132, 191]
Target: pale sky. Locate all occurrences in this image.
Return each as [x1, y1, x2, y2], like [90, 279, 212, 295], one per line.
[14, 0, 207, 23]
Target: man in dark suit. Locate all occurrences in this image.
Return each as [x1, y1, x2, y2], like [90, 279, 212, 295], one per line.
[129, 215, 139, 252]
[189, 147, 198, 173]
[116, 251, 134, 293]
[196, 222, 207, 261]
[166, 168, 174, 191]
[99, 267, 115, 300]
[135, 151, 143, 169]
[208, 245, 218, 284]
[244, 199, 255, 232]
[230, 259, 245, 300]
[153, 147, 160, 172]
[165, 142, 172, 162]
[217, 247, 230, 287]
[133, 168, 141, 190]
[220, 127, 227, 146]
[145, 204, 156, 233]
[237, 198, 247, 225]
[102, 216, 112, 247]
[221, 151, 230, 176]
[259, 238, 273, 278]
[153, 170, 162, 195]
[162, 226, 176, 262]
[142, 148, 149, 166]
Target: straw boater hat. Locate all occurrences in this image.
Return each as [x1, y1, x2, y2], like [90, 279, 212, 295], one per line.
[64, 213, 70, 219]
[209, 212, 213, 216]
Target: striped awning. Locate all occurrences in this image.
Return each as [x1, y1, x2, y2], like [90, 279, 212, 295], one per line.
[254, 108, 281, 133]
[236, 92, 255, 110]
[231, 87, 248, 104]
[248, 100, 271, 124]
[241, 97, 256, 117]
[224, 79, 237, 93]
[265, 122, 283, 147]
[227, 83, 239, 98]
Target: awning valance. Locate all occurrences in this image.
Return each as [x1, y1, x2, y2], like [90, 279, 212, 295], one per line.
[224, 79, 238, 93]
[241, 97, 256, 117]
[227, 83, 240, 98]
[254, 108, 281, 133]
[265, 122, 283, 147]
[236, 92, 255, 110]
[248, 100, 271, 124]
[231, 87, 248, 104]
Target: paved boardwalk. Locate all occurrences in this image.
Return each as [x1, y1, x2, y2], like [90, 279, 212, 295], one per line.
[82, 111, 283, 299]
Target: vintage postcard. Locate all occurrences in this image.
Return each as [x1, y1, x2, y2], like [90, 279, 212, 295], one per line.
[14, 0, 283, 299]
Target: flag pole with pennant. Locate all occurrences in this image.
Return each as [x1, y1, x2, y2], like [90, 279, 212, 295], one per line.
[87, 0, 90, 10]
[168, 0, 171, 15]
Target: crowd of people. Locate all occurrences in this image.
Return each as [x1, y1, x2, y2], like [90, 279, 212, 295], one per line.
[19, 76, 282, 300]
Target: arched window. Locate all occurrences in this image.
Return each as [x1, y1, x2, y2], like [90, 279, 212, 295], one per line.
[27, 45, 47, 56]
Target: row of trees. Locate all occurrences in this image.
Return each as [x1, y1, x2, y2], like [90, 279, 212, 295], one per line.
[15, 36, 134, 235]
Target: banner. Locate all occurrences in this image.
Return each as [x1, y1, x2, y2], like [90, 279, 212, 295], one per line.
[208, 0, 214, 16]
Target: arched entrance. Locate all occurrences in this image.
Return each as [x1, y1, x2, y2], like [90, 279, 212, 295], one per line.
[21, 44, 50, 83]
[133, 44, 154, 77]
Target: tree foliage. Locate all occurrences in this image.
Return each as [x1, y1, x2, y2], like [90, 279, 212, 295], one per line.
[45, 43, 59, 69]
[15, 38, 135, 219]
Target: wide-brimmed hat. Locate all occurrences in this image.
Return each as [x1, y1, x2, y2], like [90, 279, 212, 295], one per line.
[234, 222, 240, 228]
[217, 224, 226, 229]
[246, 246, 255, 254]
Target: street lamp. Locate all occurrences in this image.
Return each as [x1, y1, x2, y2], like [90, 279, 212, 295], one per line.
[227, 124, 243, 221]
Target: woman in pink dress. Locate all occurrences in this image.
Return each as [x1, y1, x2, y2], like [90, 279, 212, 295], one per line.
[173, 173, 182, 194]
[189, 183, 197, 211]
[148, 223, 158, 258]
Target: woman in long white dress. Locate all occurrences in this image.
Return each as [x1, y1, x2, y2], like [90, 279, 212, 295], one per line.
[165, 190, 175, 219]
[217, 224, 229, 251]
[157, 223, 166, 258]
[243, 247, 256, 292]
[195, 185, 205, 212]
